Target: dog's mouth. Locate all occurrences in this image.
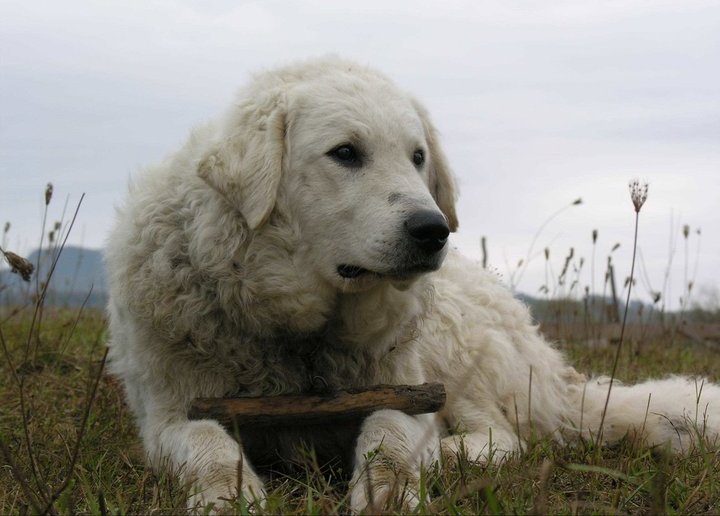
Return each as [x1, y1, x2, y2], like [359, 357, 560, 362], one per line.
[337, 264, 372, 279]
[337, 263, 437, 281]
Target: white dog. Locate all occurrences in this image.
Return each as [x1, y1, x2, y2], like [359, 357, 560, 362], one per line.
[105, 56, 720, 511]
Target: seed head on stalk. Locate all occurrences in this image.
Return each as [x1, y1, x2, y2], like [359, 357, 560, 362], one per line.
[45, 182, 53, 206]
[629, 178, 648, 213]
[1, 248, 34, 282]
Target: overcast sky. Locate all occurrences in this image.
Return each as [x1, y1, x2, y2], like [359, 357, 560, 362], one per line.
[1, 0, 719, 309]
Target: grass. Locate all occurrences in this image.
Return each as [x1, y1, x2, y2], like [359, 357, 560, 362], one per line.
[2, 308, 720, 514]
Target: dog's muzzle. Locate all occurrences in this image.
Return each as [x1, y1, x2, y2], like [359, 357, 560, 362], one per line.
[336, 210, 449, 281]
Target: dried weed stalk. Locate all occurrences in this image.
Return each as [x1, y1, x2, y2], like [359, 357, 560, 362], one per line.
[597, 179, 648, 442]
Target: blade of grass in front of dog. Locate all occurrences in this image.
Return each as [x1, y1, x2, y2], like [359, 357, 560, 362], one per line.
[563, 463, 632, 483]
[42, 347, 108, 514]
[0, 321, 50, 505]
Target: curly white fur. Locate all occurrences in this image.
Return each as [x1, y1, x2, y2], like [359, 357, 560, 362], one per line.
[105, 56, 720, 512]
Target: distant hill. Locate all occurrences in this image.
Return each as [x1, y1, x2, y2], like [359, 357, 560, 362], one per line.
[0, 246, 655, 318]
[516, 292, 651, 324]
[0, 246, 107, 307]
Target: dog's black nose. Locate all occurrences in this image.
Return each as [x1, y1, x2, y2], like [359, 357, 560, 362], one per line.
[404, 210, 449, 253]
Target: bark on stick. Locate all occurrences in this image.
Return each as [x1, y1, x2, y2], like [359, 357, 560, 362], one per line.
[188, 383, 446, 428]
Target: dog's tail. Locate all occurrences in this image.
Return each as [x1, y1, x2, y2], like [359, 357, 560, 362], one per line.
[567, 375, 720, 452]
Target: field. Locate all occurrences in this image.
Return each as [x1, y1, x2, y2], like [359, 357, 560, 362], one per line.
[2, 306, 720, 515]
[2, 184, 720, 514]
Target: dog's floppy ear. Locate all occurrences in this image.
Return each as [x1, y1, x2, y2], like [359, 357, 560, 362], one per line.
[412, 99, 459, 232]
[198, 91, 286, 230]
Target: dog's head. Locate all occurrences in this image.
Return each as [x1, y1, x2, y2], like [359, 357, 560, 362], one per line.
[198, 58, 458, 292]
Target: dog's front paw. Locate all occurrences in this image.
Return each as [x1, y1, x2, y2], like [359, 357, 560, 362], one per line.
[187, 463, 266, 513]
[349, 467, 423, 514]
[350, 482, 422, 514]
[441, 433, 516, 465]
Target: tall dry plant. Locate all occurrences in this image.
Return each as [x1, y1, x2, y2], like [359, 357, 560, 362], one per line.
[597, 179, 648, 442]
[508, 197, 583, 291]
[35, 183, 53, 297]
[0, 187, 103, 515]
[658, 211, 681, 328]
[677, 224, 702, 326]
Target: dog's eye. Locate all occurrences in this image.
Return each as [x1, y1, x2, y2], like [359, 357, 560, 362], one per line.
[413, 149, 425, 168]
[328, 144, 362, 168]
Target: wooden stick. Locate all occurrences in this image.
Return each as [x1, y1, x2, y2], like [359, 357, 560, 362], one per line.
[188, 383, 446, 428]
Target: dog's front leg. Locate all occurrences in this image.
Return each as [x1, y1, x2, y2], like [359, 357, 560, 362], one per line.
[142, 414, 265, 511]
[349, 410, 440, 513]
